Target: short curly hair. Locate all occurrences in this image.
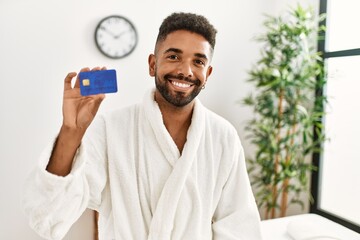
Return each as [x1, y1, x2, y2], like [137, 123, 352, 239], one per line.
[155, 12, 217, 52]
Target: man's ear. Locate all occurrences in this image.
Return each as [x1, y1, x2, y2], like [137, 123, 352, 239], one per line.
[206, 65, 213, 79]
[148, 54, 156, 77]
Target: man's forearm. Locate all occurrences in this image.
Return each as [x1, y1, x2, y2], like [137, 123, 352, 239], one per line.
[46, 126, 84, 176]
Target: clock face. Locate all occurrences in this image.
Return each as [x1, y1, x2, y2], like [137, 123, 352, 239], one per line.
[95, 15, 138, 59]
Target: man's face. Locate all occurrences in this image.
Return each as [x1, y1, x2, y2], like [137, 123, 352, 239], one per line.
[148, 30, 213, 107]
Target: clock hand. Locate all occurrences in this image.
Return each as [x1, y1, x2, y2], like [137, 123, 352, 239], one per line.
[100, 26, 117, 38]
[114, 31, 126, 39]
[114, 31, 128, 39]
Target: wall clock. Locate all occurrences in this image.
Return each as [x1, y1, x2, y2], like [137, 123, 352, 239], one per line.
[94, 15, 138, 59]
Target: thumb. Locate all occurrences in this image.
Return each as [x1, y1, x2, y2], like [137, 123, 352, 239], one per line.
[89, 94, 106, 117]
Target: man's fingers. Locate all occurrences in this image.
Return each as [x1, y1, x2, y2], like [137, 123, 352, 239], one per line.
[80, 67, 91, 72]
[64, 72, 77, 90]
[74, 67, 90, 88]
[66, 67, 107, 90]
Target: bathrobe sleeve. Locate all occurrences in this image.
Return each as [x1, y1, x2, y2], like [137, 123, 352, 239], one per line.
[22, 116, 108, 240]
[212, 134, 263, 240]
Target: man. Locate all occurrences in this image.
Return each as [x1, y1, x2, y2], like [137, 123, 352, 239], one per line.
[23, 12, 263, 240]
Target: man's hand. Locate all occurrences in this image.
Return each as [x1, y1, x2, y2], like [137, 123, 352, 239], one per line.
[62, 67, 106, 132]
[46, 67, 106, 176]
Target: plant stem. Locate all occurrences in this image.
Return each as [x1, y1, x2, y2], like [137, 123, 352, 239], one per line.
[280, 128, 291, 217]
[271, 88, 285, 218]
[280, 90, 299, 217]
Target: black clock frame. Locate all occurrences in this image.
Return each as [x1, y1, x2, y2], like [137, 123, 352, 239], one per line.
[94, 15, 138, 59]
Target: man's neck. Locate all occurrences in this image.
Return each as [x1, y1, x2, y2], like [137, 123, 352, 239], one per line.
[154, 91, 194, 153]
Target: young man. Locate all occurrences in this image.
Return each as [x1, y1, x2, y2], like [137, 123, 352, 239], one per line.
[23, 12, 263, 240]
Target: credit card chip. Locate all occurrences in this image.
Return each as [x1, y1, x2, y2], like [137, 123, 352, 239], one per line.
[82, 79, 90, 86]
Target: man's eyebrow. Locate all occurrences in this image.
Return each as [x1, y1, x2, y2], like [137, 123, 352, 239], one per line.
[164, 48, 209, 60]
[194, 53, 208, 60]
[164, 48, 183, 54]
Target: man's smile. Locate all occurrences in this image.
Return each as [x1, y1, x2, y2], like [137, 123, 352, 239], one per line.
[169, 79, 194, 89]
[164, 74, 201, 92]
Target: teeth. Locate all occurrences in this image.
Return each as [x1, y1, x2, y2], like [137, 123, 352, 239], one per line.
[171, 81, 191, 88]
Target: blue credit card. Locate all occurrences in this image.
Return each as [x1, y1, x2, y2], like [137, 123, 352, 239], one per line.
[79, 69, 118, 96]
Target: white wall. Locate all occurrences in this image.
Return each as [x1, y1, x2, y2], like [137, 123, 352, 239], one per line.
[0, 0, 318, 239]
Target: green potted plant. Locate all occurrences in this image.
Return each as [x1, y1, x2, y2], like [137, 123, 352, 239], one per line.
[243, 5, 326, 219]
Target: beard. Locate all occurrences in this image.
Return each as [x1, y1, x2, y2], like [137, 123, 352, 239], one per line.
[155, 72, 202, 107]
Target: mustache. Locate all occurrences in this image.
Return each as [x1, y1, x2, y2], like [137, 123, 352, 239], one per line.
[164, 74, 201, 86]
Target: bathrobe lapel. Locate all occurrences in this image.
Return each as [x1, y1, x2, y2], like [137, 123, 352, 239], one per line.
[142, 90, 205, 239]
[143, 91, 180, 166]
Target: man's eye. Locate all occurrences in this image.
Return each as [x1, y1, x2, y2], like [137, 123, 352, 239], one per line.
[195, 59, 205, 65]
[168, 55, 178, 60]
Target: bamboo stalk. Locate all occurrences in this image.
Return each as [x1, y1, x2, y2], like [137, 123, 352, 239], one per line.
[271, 88, 285, 219]
[280, 121, 297, 217]
[280, 178, 290, 217]
[280, 90, 299, 217]
[280, 128, 291, 217]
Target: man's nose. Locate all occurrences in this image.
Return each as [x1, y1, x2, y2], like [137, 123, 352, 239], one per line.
[177, 61, 193, 78]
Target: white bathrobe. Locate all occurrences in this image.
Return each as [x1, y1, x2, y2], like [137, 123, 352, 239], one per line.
[23, 89, 262, 240]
